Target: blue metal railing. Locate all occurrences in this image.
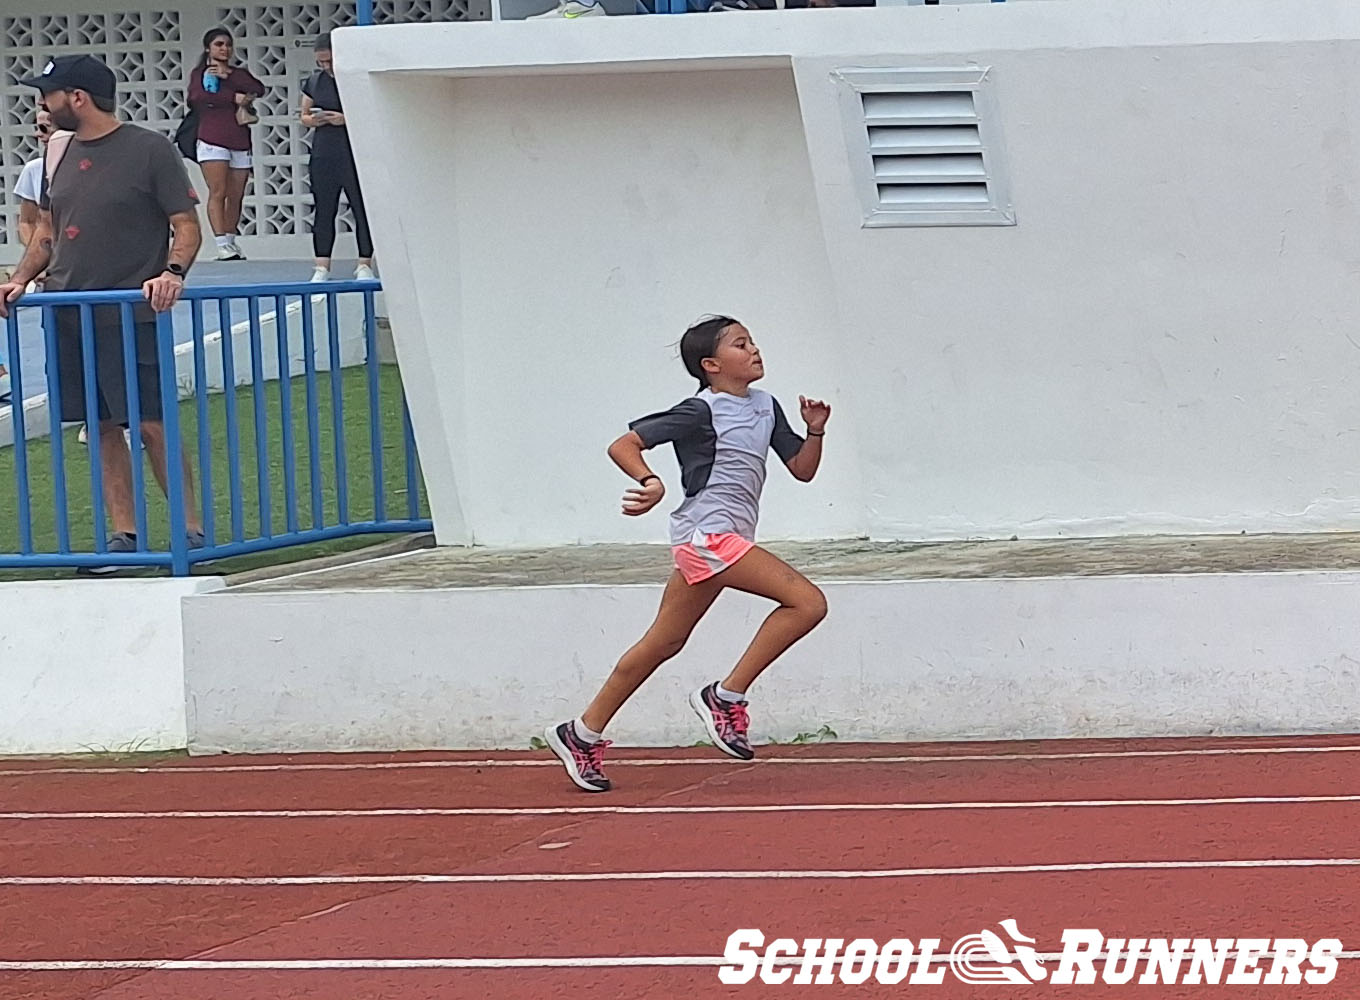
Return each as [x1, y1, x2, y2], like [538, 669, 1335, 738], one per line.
[1, 281, 431, 575]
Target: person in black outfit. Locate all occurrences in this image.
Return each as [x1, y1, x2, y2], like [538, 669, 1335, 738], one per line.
[300, 33, 374, 281]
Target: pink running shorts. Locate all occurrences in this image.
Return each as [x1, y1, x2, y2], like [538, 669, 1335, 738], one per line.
[672, 531, 755, 585]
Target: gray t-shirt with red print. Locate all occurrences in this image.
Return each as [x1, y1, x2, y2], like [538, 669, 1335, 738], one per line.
[41, 124, 198, 312]
[629, 388, 804, 546]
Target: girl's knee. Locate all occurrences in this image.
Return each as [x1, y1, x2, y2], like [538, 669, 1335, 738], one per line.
[651, 633, 690, 662]
[800, 586, 828, 627]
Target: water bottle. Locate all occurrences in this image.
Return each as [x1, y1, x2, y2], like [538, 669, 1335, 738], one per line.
[203, 69, 219, 94]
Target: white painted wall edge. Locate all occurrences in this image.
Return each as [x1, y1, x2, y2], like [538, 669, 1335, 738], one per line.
[182, 571, 1360, 753]
[333, 0, 1360, 76]
[1, 576, 225, 755]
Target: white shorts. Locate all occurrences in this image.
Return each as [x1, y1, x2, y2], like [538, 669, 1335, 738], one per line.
[196, 141, 252, 169]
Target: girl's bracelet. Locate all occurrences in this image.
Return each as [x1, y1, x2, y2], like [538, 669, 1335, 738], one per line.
[638, 474, 661, 486]
[807, 431, 825, 437]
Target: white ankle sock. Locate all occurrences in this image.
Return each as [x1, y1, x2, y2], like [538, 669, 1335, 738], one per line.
[715, 683, 746, 704]
[215, 234, 233, 248]
[573, 717, 604, 744]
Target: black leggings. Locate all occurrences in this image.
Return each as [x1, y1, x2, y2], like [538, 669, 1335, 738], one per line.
[309, 155, 373, 259]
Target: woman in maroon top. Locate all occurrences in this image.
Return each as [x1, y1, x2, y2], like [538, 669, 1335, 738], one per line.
[187, 28, 265, 260]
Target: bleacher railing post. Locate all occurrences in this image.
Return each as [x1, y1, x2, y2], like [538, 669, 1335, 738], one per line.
[157, 309, 189, 576]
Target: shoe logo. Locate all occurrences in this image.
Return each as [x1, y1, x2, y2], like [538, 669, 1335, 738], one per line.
[949, 919, 1048, 985]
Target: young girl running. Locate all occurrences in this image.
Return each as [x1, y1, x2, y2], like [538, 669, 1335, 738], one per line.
[546, 315, 831, 792]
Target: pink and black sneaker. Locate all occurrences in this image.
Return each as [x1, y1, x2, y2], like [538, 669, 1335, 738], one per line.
[690, 682, 754, 760]
[544, 721, 612, 792]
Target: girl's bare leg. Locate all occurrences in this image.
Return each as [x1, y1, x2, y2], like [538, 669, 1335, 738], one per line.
[198, 160, 230, 236]
[580, 569, 722, 733]
[225, 167, 251, 236]
[711, 546, 827, 694]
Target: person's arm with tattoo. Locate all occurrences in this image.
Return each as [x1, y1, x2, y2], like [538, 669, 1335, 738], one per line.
[0, 210, 53, 317]
[142, 209, 202, 312]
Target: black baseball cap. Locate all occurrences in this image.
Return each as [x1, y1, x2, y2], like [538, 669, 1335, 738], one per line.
[19, 55, 117, 103]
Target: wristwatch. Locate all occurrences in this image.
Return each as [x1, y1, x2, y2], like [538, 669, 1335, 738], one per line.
[164, 262, 187, 279]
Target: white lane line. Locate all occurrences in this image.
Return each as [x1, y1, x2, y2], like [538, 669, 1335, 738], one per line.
[5, 952, 1360, 972]
[3, 743, 1360, 777]
[0, 957, 721, 971]
[4, 857, 1360, 886]
[5, 793, 1360, 820]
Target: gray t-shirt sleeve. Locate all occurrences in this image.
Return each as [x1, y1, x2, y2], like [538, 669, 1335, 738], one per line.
[770, 397, 805, 464]
[629, 396, 708, 448]
[146, 136, 198, 217]
[148, 137, 199, 217]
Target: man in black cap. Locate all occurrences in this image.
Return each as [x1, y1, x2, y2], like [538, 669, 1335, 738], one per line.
[0, 54, 206, 569]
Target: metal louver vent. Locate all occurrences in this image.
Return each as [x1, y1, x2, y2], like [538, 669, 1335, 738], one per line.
[835, 68, 1014, 228]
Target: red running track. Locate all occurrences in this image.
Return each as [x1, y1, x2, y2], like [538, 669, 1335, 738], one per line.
[1, 734, 1358, 999]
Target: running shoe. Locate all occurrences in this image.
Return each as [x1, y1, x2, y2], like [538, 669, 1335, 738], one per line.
[690, 682, 754, 760]
[77, 531, 138, 577]
[544, 721, 612, 792]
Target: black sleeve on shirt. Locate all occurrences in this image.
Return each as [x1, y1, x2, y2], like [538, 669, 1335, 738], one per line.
[629, 396, 709, 449]
[770, 397, 805, 464]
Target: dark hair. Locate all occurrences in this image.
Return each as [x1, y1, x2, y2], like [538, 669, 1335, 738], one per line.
[314, 32, 332, 52]
[194, 27, 233, 72]
[680, 315, 740, 390]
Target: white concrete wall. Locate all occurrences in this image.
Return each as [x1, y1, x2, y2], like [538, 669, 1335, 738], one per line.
[183, 571, 1360, 752]
[337, 0, 1360, 547]
[0, 577, 222, 754]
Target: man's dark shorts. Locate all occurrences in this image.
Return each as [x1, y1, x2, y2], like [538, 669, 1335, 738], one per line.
[53, 306, 164, 426]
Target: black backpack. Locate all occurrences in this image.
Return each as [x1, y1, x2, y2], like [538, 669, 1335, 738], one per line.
[173, 105, 200, 160]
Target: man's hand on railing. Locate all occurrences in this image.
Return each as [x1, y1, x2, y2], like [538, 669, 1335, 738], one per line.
[142, 272, 186, 313]
[0, 279, 25, 319]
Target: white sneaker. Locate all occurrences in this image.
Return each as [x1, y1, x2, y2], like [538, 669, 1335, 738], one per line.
[310, 267, 331, 283]
[355, 264, 376, 280]
[0, 370, 10, 402]
[529, 0, 606, 17]
[77, 424, 134, 447]
[216, 244, 245, 261]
